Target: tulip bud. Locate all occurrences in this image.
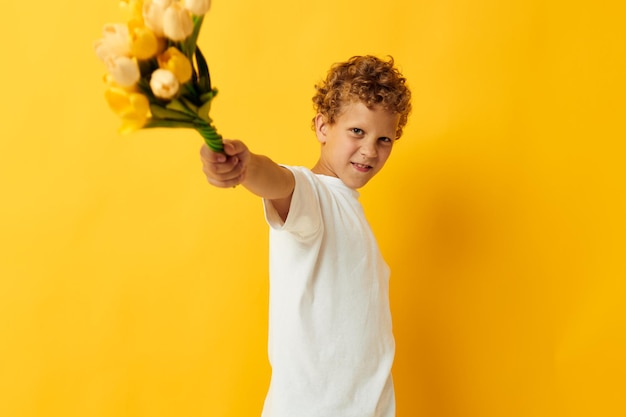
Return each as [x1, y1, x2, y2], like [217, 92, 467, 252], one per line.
[184, 0, 211, 16]
[105, 86, 151, 134]
[105, 56, 141, 87]
[158, 47, 192, 83]
[129, 21, 160, 60]
[163, 3, 193, 41]
[150, 69, 180, 99]
[143, 0, 173, 37]
[94, 23, 131, 62]
[120, 0, 145, 23]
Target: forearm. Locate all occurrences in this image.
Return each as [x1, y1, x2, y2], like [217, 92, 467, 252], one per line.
[241, 153, 295, 201]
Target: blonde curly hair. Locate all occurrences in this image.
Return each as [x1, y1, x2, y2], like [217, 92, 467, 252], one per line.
[312, 55, 412, 139]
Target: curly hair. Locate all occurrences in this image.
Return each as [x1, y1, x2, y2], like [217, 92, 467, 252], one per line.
[312, 55, 412, 139]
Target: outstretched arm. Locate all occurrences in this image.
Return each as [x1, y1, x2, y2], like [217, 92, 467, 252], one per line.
[200, 140, 295, 221]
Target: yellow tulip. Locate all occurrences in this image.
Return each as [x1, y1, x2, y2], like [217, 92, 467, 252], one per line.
[157, 47, 192, 83]
[120, 0, 145, 23]
[184, 0, 211, 16]
[128, 20, 160, 60]
[104, 86, 151, 134]
[163, 2, 193, 41]
[150, 68, 180, 99]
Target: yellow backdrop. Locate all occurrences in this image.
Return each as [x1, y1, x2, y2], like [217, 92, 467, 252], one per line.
[1, 1, 624, 416]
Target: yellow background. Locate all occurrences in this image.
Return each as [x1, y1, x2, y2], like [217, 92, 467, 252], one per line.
[1, 1, 624, 416]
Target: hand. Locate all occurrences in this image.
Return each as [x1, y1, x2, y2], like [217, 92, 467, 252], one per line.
[200, 139, 250, 188]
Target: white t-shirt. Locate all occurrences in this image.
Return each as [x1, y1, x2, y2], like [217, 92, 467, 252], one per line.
[261, 166, 395, 417]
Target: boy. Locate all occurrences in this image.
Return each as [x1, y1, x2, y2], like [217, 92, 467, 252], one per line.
[200, 55, 412, 417]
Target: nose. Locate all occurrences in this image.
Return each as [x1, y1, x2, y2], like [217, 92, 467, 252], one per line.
[360, 140, 377, 158]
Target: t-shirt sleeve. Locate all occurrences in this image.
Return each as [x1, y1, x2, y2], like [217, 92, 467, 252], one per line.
[263, 166, 322, 240]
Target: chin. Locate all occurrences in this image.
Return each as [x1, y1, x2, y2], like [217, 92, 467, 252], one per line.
[344, 177, 371, 190]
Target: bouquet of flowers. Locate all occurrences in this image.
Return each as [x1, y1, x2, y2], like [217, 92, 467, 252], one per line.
[94, 0, 223, 152]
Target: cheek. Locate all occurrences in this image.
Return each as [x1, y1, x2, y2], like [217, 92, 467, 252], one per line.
[379, 146, 393, 160]
[338, 140, 358, 155]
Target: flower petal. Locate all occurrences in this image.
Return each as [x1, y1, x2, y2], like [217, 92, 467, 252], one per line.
[143, 0, 173, 37]
[104, 87, 150, 133]
[150, 68, 180, 99]
[105, 56, 141, 87]
[163, 3, 193, 41]
[184, 0, 211, 16]
[129, 21, 160, 60]
[157, 47, 192, 83]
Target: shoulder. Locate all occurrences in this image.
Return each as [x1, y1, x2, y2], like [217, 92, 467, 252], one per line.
[280, 166, 325, 198]
[282, 165, 315, 180]
[264, 166, 327, 236]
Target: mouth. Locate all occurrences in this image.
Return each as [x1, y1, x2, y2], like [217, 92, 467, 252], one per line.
[351, 162, 373, 172]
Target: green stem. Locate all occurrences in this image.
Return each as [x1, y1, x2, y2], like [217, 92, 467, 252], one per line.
[195, 119, 223, 153]
[144, 119, 197, 129]
[181, 15, 205, 59]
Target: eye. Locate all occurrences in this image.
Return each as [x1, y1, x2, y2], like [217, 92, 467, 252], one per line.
[351, 128, 364, 135]
[379, 136, 393, 143]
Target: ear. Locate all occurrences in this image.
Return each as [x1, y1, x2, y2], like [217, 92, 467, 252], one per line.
[314, 113, 328, 144]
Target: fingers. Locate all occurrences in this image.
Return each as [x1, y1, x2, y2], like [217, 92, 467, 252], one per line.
[222, 139, 247, 156]
[199, 139, 247, 161]
[199, 142, 246, 188]
[199, 142, 226, 163]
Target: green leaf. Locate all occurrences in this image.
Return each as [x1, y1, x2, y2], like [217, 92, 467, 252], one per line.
[179, 96, 199, 114]
[182, 83, 201, 104]
[198, 98, 214, 123]
[190, 15, 205, 52]
[195, 46, 211, 93]
[144, 119, 197, 129]
[166, 99, 196, 116]
[150, 104, 196, 121]
[200, 88, 218, 103]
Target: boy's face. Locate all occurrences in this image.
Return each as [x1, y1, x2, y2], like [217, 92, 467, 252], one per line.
[313, 101, 400, 189]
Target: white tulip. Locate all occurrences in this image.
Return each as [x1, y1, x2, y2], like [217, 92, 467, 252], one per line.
[150, 69, 180, 99]
[163, 2, 194, 41]
[105, 56, 141, 87]
[94, 23, 131, 62]
[143, 0, 173, 37]
[184, 0, 211, 16]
